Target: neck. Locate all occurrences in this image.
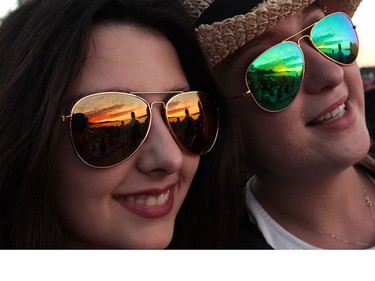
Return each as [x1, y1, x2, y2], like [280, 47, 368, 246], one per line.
[254, 166, 358, 208]
[251, 165, 375, 248]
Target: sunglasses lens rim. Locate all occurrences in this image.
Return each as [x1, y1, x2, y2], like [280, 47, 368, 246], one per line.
[69, 91, 219, 168]
[69, 92, 149, 168]
[166, 91, 219, 155]
[311, 12, 359, 65]
[245, 41, 304, 112]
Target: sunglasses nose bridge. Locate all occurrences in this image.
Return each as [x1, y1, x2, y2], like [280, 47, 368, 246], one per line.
[149, 101, 166, 108]
[149, 101, 169, 125]
[149, 101, 167, 117]
[296, 34, 312, 47]
[296, 35, 316, 59]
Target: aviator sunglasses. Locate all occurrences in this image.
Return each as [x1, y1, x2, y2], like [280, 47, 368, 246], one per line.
[61, 91, 219, 168]
[230, 12, 359, 112]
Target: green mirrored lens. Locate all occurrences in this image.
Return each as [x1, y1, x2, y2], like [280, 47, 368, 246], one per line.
[246, 42, 304, 112]
[312, 13, 358, 64]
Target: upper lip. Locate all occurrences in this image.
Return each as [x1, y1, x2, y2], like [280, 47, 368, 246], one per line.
[308, 96, 348, 125]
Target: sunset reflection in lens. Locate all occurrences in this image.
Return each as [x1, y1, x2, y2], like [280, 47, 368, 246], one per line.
[167, 92, 218, 154]
[69, 92, 218, 168]
[246, 42, 304, 112]
[311, 13, 359, 65]
[71, 93, 149, 168]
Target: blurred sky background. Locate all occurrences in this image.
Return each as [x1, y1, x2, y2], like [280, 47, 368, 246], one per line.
[0, 0, 374, 67]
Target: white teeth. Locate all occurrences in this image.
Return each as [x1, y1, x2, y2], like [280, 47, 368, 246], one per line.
[323, 112, 331, 120]
[135, 198, 146, 205]
[157, 194, 165, 205]
[145, 197, 157, 206]
[165, 189, 171, 198]
[115, 189, 171, 206]
[315, 103, 346, 123]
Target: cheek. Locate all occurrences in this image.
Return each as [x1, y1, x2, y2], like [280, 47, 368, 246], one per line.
[175, 154, 199, 206]
[345, 64, 365, 110]
[54, 134, 122, 222]
[181, 154, 200, 186]
[229, 100, 300, 163]
[229, 97, 287, 138]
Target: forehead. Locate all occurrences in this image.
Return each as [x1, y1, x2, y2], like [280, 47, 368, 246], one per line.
[70, 23, 189, 98]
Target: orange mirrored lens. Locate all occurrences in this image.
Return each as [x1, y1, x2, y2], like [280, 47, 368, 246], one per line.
[70, 93, 149, 168]
[69, 92, 218, 168]
[166, 92, 218, 154]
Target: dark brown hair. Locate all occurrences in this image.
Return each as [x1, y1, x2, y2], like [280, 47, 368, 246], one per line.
[0, 0, 244, 248]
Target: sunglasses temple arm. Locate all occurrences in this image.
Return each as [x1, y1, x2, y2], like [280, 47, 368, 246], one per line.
[61, 115, 72, 122]
[226, 91, 252, 100]
[282, 21, 316, 43]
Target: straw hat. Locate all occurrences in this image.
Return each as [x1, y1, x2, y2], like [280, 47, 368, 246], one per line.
[182, 0, 362, 67]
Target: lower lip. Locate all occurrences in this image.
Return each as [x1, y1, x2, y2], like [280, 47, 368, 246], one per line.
[309, 101, 356, 131]
[116, 188, 174, 219]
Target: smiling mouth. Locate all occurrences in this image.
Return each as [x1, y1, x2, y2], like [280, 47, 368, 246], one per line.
[309, 103, 346, 126]
[113, 189, 171, 207]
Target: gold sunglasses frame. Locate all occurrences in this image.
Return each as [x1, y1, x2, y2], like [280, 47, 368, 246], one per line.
[61, 91, 219, 168]
[228, 12, 358, 113]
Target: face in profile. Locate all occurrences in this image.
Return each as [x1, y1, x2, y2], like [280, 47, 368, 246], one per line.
[55, 24, 200, 249]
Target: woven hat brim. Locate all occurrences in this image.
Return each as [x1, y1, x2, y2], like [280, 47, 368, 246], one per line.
[185, 0, 362, 67]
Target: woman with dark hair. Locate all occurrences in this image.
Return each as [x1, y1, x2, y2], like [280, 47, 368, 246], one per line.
[0, 0, 245, 248]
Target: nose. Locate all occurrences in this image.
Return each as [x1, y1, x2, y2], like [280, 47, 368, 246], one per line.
[136, 106, 184, 175]
[301, 40, 344, 94]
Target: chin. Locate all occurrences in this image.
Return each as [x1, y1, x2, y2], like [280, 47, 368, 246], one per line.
[338, 130, 371, 167]
[67, 218, 176, 249]
[126, 226, 175, 249]
[354, 126, 371, 159]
